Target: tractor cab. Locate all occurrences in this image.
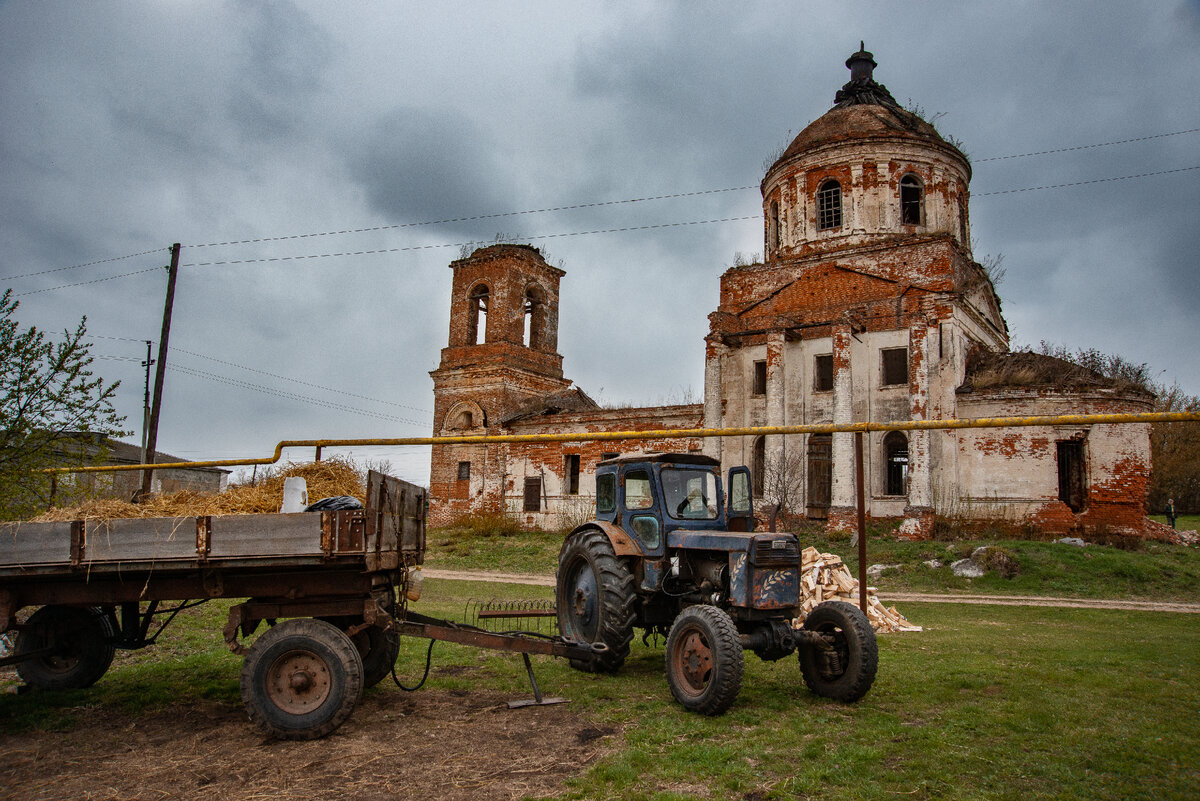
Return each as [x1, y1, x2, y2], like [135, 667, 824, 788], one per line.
[592, 453, 755, 556]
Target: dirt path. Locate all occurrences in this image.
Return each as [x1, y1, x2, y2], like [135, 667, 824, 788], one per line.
[0, 686, 617, 801]
[422, 569, 1200, 613]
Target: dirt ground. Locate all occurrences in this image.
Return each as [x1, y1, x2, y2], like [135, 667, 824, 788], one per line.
[0, 683, 617, 801]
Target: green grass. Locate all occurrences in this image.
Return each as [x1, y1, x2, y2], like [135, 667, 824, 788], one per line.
[816, 536, 1200, 602]
[3, 579, 1198, 799]
[1150, 513, 1200, 530]
[424, 520, 1200, 603]
[426, 520, 564, 573]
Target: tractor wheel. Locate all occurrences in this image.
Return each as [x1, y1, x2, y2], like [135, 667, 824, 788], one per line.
[240, 618, 364, 740]
[556, 527, 636, 673]
[15, 605, 116, 691]
[798, 601, 878, 702]
[664, 605, 744, 715]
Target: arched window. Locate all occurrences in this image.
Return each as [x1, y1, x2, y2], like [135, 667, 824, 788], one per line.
[468, 284, 489, 345]
[817, 180, 842, 231]
[752, 436, 766, 496]
[900, 174, 923, 225]
[523, 284, 546, 349]
[884, 431, 909, 496]
[769, 200, 781, 252]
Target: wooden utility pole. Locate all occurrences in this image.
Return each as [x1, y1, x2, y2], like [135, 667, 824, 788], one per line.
[139, 243, 181, 500]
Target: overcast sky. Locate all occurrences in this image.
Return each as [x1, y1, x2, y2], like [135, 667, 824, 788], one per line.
[3, 1, 1198, 487]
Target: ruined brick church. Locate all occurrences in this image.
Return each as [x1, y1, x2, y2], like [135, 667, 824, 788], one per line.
[429, 47, 1154, 538]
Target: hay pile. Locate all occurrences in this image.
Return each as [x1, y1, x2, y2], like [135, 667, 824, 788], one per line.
[34, 458, 366, 522]
[797, 547, 921, 633]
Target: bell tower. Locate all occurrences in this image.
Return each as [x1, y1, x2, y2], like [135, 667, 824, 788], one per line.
[428, 244, 570, 517]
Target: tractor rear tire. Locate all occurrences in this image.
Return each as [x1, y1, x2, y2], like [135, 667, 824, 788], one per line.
[798, 600, 878, 702]
[240, 618, 364, 740]
[664, 604, 744, 715]
[15, 605, 116, 691]
[556, 527, 636, 673]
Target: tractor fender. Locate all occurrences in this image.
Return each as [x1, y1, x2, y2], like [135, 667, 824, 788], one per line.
[569, 521, 644, 558]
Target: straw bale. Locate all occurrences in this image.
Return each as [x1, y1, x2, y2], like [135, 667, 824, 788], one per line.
[33, 457, 367, 522]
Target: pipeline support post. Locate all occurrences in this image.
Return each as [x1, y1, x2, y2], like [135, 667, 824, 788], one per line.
[854, 431, 867, 615]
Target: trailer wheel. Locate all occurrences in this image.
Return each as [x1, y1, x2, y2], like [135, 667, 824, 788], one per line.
[320, 618, 401, 689]
[351, 625, 401, 688]
[15, 605, 115, 690]
[798, 601, 878, 702]
[665, 605, 744, 716]
[240, 618, 364, 740]
[556, 527, 636, 673]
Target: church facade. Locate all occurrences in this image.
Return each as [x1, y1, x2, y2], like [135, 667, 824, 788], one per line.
[429, 48, 1156, 538]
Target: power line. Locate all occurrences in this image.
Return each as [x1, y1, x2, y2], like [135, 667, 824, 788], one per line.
[974, 165, 1200, 196]
[188, 186, 758, 248]
[0, 247, 168, 282]
[14, 153, 1200, 295]
[172, 346, 432, 416]
[10, 125, 1199, 283]
[973, 127, 1200, 163]
[13, 266, 161, 297]
[180, 215, 760, 268]
[92, 333, 432, 417]
[167, 362, 429, 428]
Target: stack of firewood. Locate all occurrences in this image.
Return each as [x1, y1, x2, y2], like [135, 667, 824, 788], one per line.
[797, 547, 921, 633]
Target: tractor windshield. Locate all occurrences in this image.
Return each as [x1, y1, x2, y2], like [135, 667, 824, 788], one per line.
[662, 468, 719, 520]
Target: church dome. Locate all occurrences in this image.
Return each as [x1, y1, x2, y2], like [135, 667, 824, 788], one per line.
[768, 45, 965, 175]
[760, 45, 972, 259]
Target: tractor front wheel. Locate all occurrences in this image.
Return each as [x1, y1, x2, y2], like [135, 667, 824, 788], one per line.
[798, 600, 878, 702]
[664, 604, 744, 715]
[556, 527, 636, 673]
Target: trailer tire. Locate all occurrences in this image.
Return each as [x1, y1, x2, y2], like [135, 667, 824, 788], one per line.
[665, 604, 744, 715]
[798, 601, 878, 702]
[240, 618, 364, 740]
[15, 605, 115, 691]
[556, 527, 636, 673]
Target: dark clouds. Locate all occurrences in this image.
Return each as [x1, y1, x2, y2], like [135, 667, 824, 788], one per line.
[1, 1, 1198, 485]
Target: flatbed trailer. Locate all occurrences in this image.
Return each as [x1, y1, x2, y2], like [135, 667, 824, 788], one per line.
[0, 470, 601, 739]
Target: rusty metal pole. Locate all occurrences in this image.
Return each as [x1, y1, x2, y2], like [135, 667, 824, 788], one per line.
[139, 243, 181, 501]
[855, 431, 867, 614]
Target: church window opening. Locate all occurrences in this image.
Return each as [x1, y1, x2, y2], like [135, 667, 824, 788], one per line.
[884, 431, 909, 496]
[769, 200, 781, 251]
[1057, 440, 1086, 513]
[457, 461, 471, 481]
[523, 284, 547, 349]
[753, 360, 767, 395]
[752, 436, 766, 495]
[817, 180, 842, 230]
[814, 354, 834, 391]
[524, 477, 542, 512]
[468, 284, 489, 345]
[565, 454, 580, 495]
[900, 174, 923, 225]
[456, 410, 473, 429]
[882, 348, 908, 386]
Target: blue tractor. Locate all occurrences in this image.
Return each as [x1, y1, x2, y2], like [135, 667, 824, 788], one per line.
[555, 453, 878, 715]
